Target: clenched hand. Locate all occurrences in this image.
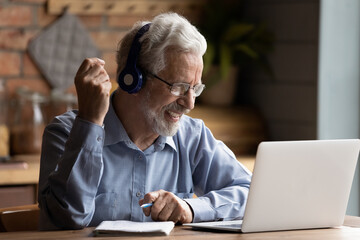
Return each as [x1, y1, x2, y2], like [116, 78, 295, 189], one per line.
[75, 58, 112, 126]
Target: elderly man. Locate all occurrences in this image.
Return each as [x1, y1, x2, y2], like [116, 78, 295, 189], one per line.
[38, 12, 251, 230]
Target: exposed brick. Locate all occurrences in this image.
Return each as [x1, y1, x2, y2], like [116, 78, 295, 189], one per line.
[65, 84, 77, 96]
[37, 5, 57, 27]
[107, 12, 200, 28]
[10, 0, 47, 3]
[0, 1, 203, 107]
[107, 15, 150, 28]
[78, 15, 103, 28]
[0, 6, 32, 27]
[90, 31, 126, 51]
[0, 29, 38, 50]
[0, 52, 21, 76]
[5, 77, 50, 98]
[102, 51, 117, 76]
[23, 53, 41, 76]
[38, 7, 105, 28]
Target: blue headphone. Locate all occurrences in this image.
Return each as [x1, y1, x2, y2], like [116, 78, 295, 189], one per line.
[118, 23, 151, 94]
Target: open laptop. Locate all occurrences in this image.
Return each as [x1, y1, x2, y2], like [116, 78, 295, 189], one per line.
[184, 139, 360, 233]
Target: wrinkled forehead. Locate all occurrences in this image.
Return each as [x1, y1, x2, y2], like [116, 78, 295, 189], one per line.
[164, 49, 203, 70]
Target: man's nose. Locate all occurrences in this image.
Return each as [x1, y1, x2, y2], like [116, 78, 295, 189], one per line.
[177, 89, 195, 110]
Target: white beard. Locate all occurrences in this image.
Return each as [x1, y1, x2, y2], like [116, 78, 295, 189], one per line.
[141, 92, 189, 136]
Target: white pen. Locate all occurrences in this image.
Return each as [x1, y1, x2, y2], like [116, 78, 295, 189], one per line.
[140, 203, 153, 208]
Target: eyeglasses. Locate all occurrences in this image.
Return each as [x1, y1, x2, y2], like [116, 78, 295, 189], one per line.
[147, 72, 205, 97]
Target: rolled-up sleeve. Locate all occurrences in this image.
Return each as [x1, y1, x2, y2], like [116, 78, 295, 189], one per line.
[182, 119, 252, 222]
[38, 113, 105, 230]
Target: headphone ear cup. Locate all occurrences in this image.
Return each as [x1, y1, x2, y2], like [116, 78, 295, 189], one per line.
[118, 23, 151, 94]
[118, 66, 143, 94]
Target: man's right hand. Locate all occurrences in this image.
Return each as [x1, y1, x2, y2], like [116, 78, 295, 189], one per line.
[75, 58, 112, 126]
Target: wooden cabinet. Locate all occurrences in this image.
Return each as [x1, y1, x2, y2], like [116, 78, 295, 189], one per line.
[0, 155, 39, 208]
[188, 105, 266, 156]
[0, 185, 36, 208]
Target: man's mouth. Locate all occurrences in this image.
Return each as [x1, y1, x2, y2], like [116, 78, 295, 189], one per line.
[166, 110, 183, 122]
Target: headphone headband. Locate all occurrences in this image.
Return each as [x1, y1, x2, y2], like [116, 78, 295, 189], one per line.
[118, 23, 151, 94]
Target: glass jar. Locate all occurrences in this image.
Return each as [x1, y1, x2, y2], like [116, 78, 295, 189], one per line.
[10, 88, 47, 155]
[45, 89, 77, 123]
[0, 79, 9, 161]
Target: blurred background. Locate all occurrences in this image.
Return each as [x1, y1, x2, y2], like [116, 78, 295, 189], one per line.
[0, 0, 359, 216]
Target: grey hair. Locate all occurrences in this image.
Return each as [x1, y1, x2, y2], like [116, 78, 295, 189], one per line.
[116, 12, 207, 76]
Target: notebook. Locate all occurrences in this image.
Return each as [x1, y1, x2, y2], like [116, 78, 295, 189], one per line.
[94, 220, 174, 236]
[184, 139, 360, 233]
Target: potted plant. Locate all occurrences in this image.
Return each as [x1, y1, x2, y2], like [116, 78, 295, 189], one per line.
[198, 0, 274, 106]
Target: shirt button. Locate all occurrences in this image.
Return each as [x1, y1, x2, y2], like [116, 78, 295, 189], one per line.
[136, 192, 141, 197]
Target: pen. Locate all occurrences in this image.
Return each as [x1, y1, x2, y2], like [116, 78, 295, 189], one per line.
[140, 203, 153, 208]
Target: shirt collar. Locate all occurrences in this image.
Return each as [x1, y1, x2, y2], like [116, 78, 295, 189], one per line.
[103, 93, 177, 152]
[103, 95, 130, 146]
[154, 135, 177, 152]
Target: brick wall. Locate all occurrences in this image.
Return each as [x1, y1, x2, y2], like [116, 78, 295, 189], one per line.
[0, 1, 134, 99]
[0, 0, 201, 155]
[0, 0, 199, 101]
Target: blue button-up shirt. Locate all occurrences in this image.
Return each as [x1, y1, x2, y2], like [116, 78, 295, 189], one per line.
[38, 98, 252, 230]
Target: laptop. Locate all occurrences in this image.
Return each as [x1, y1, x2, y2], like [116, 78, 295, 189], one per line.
[184, 139, 360, 233]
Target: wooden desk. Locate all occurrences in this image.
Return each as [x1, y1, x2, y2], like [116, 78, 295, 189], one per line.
[0, 155, 40, 185]
[0, 155, 40, 208]
[237, 156, 255, 172]
[1, 216, 360, 239]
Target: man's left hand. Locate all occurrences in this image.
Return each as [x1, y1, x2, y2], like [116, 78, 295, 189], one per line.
[139, 189, 193, 224]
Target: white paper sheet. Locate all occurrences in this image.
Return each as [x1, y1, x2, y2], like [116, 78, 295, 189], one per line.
[94, 220, 175, 236]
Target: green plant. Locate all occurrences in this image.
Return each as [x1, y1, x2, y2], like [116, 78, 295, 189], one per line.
[199, 0, 274, 87]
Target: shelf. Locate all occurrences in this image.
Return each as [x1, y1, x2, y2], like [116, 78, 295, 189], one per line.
[47, 0, 205, 16]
